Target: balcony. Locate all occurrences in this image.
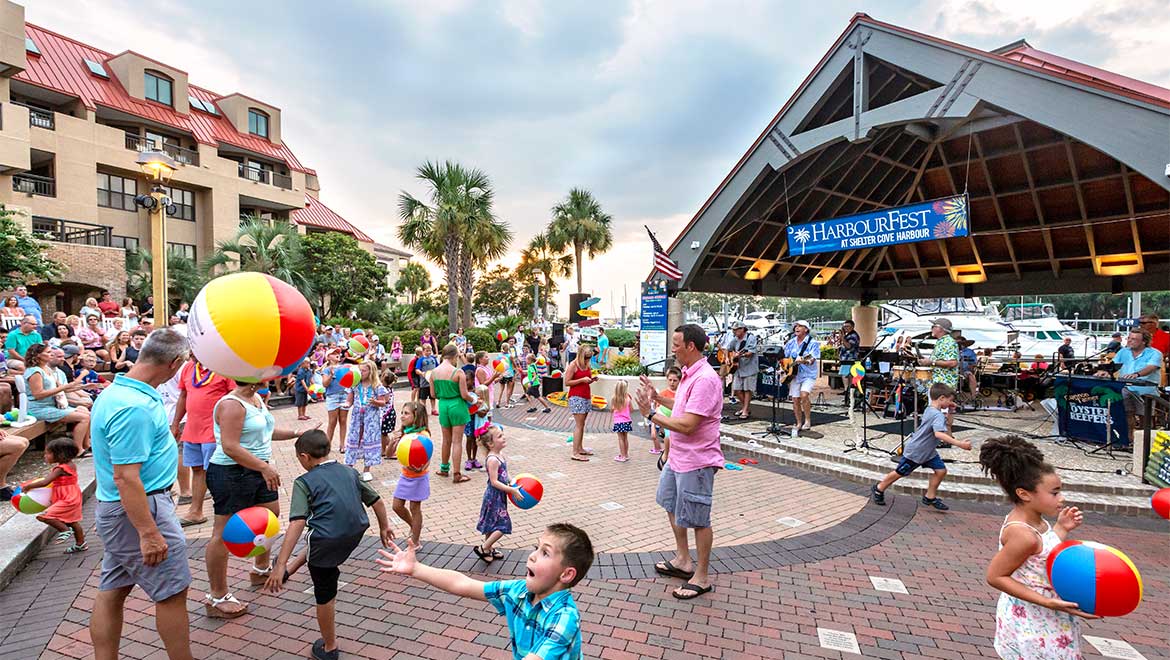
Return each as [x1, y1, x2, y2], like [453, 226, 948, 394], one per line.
[124, 132, 200, 166]
[11, 102, 54, 130]
[13, 172, 55, 197]
[32, 216, 112, 246]
[238, 162, 292, 190]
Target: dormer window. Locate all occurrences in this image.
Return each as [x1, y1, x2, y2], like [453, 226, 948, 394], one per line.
[248, 109, 269, 138]
[144, 70, 173, 106]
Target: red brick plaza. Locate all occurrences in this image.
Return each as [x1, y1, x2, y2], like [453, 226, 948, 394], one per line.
[1, 398, 1167, 659]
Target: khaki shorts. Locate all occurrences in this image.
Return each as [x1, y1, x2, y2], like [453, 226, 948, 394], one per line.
[95, 493, 191, 602]
[656, 464, 717, 529]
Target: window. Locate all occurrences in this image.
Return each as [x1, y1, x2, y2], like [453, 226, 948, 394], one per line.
[85, 59, 109, 78]
[97, 172, 138, 211]
[144, 71, 173, 106]
[111, 235, 139, 251]
[25, 37, 39, 56]
[161, 185, 195, 221]
[189, 96, 218, 115]
[248, 109, 269, 138]
[145, 131, 180, 151]
[168, 242, 196, 261]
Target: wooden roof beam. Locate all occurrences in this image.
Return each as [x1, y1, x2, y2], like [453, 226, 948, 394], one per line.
[1011, 123, 1059, 276]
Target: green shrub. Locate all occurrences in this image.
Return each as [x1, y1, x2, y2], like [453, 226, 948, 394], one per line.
[604, 329, 637, 348]
[464, 328, 497, 352]
[601, 354, 647, 376]
[820, 345, 838, 361]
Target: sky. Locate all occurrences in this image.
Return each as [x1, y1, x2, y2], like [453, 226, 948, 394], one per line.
[23, 0, 1170, 317]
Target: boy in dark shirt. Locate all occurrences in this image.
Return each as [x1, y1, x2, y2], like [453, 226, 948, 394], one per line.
[293, 359, 312, 420]
[265, 430, 394, 660]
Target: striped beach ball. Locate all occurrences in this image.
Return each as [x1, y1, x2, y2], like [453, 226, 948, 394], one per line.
[222, 506, 281, 558]
[338, 364, 361, 388]
[188, 273, 315, 383]
[348, 335, 370, 356]
[396, 433, 434, 471]
[509, 473, 544, 509]
[10, 485, 52, 514]
[496, 329, 508, 342]
[1152, 488, 1170, 520]
[1047, 540, 1143, 616]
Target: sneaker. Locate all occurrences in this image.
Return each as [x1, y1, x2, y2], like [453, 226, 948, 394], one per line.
[526, 407, 537, 413]
[649, 448, 663, 455]
[922, 496, 949, 510]
[361, 472, 373, 482]
[614, 455, 629, 463]
[542, 408, 551, 413]
[871, 484, 886, 505]
[312, 639, 339, 660]
[471, 460, 484, 470]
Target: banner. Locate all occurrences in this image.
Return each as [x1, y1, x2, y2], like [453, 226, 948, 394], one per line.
[787, 194, 969, 257]
[640, 281, 669, 371]
[1145, 430, 1170, 488]
[1055, 375, 1129, 445]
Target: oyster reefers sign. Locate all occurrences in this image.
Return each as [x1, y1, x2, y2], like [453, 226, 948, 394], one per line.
[786, 194, 969, 256]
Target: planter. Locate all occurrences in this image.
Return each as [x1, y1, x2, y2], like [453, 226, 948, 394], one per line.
[590, 374, 667, 410]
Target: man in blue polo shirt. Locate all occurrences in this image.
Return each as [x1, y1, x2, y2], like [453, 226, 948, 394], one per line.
[89, 328, 193, 660]
[1098, 328, 1164, 445]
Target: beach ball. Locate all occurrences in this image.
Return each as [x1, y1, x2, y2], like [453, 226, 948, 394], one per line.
[338, 365, 361, 388]
[10, 485, 51, 514]
[308, 383, 326, 400]
[1152, 488, 1170, 520]
[223, 506, 281, 558]
[348, 335, 370, 356]
[536, 356, 547, 367]
[550, 369, 563, 378]
[509, 473, 544, 510]
[188, 273, 315, 383]
[1047, 540, 1142, 616]
[352, 329, 365, 335]
[492, 358, 506, 373]
[396, 432, 434, 471]
[496, 329, 507, 342]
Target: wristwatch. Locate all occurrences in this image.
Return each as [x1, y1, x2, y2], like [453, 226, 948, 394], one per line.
[646, 410, 657, 423]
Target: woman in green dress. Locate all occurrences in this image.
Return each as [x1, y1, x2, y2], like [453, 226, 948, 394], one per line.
[429, 343, 474, 482]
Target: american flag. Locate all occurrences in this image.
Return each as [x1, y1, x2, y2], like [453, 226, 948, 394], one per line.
[646, 226, 682, 280]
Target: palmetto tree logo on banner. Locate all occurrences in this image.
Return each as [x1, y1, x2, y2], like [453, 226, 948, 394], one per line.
[789, 226, 811, 255]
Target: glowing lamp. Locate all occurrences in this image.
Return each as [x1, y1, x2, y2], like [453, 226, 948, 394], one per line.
[949, 264, 987, 284]
[1093, 253, 1144, 277]
[136, 150, 177, 183]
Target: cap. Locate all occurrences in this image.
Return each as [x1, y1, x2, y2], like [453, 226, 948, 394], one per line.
[371, 335, 379, 341]
[731, 321, 748, 330]
[930, 318, 954, 332]
[794, 319, 811, 330]
[62, 344, 81, 357]
[1112, 332, 1122, 337]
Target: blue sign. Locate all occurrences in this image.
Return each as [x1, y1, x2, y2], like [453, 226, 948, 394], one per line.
[786, 194, 969, 256]
[1056, 375, 1128, 446]
[640, 282, 668, 331]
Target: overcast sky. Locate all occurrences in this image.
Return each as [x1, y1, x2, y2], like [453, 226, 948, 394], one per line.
[24, 0, 1170, 316]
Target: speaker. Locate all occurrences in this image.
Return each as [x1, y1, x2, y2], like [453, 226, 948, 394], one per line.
[568, 293, 591, 324]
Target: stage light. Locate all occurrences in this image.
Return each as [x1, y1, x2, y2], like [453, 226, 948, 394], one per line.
[1093, 253, 1144, 276]
[949, 264, 986, 284]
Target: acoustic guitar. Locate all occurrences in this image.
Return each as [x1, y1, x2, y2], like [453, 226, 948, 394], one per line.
[717, 347, 740, 376]
[780, 353, 816, 387]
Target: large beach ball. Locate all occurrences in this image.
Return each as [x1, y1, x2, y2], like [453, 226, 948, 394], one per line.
[396, 432, 434, 471]
[492, 358, 506, 373]
[496, 329, 508, 342]
[338, 365, 361, 388]
[223, 506, 281, 558]
[10, 485, 51, 514]
[348, 335, 370, 356]
[308, 383, 326, 401]
[188, 273, 315, 383]
[1047, 540, 1142, 616]
[535, 355, 547, 367]
[509, 473, 544, 510]
[550, 369, 563, 378]
[1152, 488, 1170, 520]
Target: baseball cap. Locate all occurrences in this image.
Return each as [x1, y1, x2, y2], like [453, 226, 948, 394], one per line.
[731, 321, 747, 330]
[930, 318, 954, 332]
[794, 319, 811, 330]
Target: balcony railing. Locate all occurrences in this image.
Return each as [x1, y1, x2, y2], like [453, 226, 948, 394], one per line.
[13, 173, 55, 197]
[124, 132, 200, 166]
[11, 101, 54, 130]
[237, 162, 292, 190]
[31, 216, 112, 246]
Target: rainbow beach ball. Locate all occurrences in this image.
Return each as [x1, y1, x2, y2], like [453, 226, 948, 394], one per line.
[223, 506, 281, 558]
[509, 473, 544, 510]
[1046, 540, 1143, 616]
[396, 433, 434, 471]
[496, 329, 508, 342]
[10, 485, 52, 514]
[348, 335, 370, 356]
[188, 273, 315, 383]
[338, 364, 361, 388]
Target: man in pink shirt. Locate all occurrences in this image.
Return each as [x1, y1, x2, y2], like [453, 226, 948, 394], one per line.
[637, 323, 724, 600]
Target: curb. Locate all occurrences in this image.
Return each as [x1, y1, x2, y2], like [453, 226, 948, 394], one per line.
[0, 459, 96, 591]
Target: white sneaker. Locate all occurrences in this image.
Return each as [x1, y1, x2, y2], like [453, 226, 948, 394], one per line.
[361, 472, 373, 482]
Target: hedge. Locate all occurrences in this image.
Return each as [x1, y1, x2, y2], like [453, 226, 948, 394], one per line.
[363, 327, 498, 354]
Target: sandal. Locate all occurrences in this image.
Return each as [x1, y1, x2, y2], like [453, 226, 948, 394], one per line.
[672, 582, 714, 600]
[491, 549, 504, 559]
[249, 566, 272, 586]
[51, 531, 73, 545]
[203, 592, 248, 619]
[570, 454, 590, 462]
[64, 542, 88, 554]
[654, 560, 694, 579]
[452, 473, 472, 484]
[179, 517, 207, 527]
[473, 545, 495, 563]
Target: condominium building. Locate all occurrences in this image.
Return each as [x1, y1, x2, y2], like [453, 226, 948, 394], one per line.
[0, 1, 406, 313]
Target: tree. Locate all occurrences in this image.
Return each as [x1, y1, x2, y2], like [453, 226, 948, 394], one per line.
[0, 207, 62, 288]
[300, 232, 388, 318]
[547, 188, 613, 294]
[204, 218, 313, 295]
[398, 161, 494, 334]
[516, 233, 573, 318]
[395, 262, 431, 305]
[125, 248, 206, 309]
[459, 214, 512, 329]
[473, 265, 522, 319]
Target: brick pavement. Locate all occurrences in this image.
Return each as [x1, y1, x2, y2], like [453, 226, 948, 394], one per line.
[1, 397, 1168, 659]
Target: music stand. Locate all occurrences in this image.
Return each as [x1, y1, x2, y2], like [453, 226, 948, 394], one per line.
[751, 366, 792, 439]
[844, 374, 887, 455]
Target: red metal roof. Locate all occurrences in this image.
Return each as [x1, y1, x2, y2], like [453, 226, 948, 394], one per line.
[997, 44, 1170, 106]
[17, 24, 315, 174]
[291, 196, 374, 243]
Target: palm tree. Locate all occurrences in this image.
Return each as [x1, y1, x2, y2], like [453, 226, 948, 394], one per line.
[395, 262, 431, 305]
[458, 213, 512, 329]
[546, 188, 613, 294]
[516, 233, 573, 318]
[125, 247, 206, 309]
[203, 218, 312, 294]
[398, 161, 494, 334]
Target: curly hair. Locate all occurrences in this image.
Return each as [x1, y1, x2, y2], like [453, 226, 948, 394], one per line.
[978, 435, 1054, 503]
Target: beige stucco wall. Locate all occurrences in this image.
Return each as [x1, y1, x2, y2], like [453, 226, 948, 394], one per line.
[0, 100, 29, 172]
[106, 52, 190, 115]
[0, 1, 25, 76]
[216, 93, 281, 144]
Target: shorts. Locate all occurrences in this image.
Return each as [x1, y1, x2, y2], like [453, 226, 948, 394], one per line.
[500, 375, 514, 384]
[732, 372, 757, 393]
[381, 409, 397, 435]
[308, 564, 342, 605]
[894, 454, 947, 476]
[789, 377, 815, 397]
[95, 493, 191, 602]
[1123, 390, 1148, 416]
[418, 383, 432, 401]
[205, 462, 279, 517]
[613, 421, 632, 434]
[656, 464, 716, 529]
[306, 531, 364, 569]
[294, 389, 308, 407]
[182, 441, 216, 470]
[568, 395, 592, 415]
[325, 391, 348, 411]
[526, 385, 542, 398]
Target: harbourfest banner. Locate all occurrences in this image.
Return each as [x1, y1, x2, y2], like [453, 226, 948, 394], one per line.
[786, 194, 969, 257]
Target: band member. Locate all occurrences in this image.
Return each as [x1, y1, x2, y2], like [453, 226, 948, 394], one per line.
[1057, 337, 1074, 370]
[729, 322, 758, 419]
[1095, 328, 1163, 444]
[918, 319, 959, 433]
[837, 320, 861, 402]
[783, 320, 819, 431]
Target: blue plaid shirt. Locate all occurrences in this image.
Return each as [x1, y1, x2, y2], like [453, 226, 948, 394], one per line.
[484, 579, 581, 660]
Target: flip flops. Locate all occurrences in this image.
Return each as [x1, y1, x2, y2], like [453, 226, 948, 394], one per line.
[654, 560, 694, 579]
[724, 463, 743, 471]
[738, 458, 758, 465]
[672, 583, 714, 600]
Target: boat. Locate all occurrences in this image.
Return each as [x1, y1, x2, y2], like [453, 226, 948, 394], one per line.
[1000, 302, 1099, 359]
[877, 298, 1017, 351]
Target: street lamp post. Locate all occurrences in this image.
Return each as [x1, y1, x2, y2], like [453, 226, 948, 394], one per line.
[134, 151, 178, 323]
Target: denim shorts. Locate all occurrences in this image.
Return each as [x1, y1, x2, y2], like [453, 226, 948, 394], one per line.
[656, 464, 716, 529]
[181, 441, 216, 469]
[325, 391, 348, 412]
[205, 462, 279, 516]
[894, 454, 946, 476]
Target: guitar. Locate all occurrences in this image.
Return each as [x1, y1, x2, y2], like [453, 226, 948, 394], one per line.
[717, 348, 740, 376]
[780, 353, 816, 387]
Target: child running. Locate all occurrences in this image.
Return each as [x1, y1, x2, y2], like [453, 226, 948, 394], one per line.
[473, 425, 520, 563]
[344, 361, 389, 482]
[21, 437, 86, 553]
[390, 401, 431, 547]
[871, 383, 971, 510]
[980, 435, 1094, 658]
[379, 370, 398, 458]
[523, 354, 552, 413]
[377, 523, 593, 659]
[611, 380, 632, 462]
[265, 430, 394, 660]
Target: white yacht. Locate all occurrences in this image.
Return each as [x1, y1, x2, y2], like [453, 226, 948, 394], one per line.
[877, 298, 1017, 351]
[1000, 302, 1099, 359]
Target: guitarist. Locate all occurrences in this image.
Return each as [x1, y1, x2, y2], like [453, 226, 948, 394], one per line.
[728, 322, 758, 419]
[783, 320, 820, 432]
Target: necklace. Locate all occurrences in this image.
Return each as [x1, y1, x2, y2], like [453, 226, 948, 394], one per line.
[192, 362, 213, 388]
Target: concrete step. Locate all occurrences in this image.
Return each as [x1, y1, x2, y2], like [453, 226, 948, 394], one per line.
[720, 435, 1159, 518]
